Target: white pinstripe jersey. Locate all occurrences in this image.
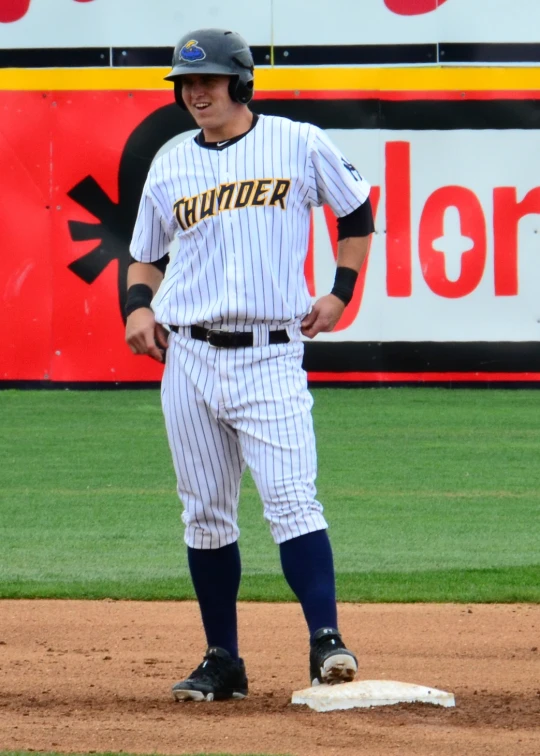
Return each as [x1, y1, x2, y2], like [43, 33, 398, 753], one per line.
[130, 114, 371, 328]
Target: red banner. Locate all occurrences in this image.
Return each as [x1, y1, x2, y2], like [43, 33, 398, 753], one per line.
[2, 89, 539, 384]
[2, 91, 173, 382]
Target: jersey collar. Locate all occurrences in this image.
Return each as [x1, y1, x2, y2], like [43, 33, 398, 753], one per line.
[195, 113, 259, 151]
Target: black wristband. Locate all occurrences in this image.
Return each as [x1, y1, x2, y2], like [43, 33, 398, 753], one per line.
[125, 283, 153, 318]
[330, 266, 358, 306]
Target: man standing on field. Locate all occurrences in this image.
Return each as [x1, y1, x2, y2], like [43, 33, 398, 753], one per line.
[125, 28, 374, 701]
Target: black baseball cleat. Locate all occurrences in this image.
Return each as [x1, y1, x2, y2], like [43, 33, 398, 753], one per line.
[172, 646, 248, 702]
[309, 627, 358, 686]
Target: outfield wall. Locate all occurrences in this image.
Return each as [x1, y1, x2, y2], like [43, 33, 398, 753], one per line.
[1, 0, 540, 385]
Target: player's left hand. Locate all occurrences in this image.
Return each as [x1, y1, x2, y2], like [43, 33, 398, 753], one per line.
[301, 294, 346, 339]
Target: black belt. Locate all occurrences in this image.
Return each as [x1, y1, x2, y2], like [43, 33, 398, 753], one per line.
[170, 324, 290, 348]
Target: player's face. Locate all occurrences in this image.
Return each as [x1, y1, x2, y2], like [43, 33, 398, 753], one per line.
[181, 74, 239, 133]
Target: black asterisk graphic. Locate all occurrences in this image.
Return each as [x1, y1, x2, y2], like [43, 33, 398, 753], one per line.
[67, 103, 193, 322]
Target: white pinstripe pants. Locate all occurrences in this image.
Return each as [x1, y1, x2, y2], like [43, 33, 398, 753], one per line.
[161, 326, 328, 549]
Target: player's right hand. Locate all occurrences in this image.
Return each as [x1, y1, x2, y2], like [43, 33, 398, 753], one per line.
[301, 295, 346, 339]
[125, 307, 168, 363]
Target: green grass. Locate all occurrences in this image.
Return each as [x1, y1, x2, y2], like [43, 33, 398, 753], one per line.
[1, 388, 539, 601]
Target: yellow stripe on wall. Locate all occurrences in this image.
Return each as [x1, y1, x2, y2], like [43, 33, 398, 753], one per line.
[1, 66, 539, 91]
[258, 66, 540, 92]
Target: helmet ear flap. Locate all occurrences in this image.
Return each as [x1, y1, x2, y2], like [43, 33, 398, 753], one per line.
[173, 80, 187, 110]
[228, 76, 254, 104]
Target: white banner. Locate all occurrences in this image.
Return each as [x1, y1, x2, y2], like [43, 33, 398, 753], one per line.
[1, 0, 539, 50]
[0, 0, 272, 47]
[274, 0, 536, 46]
[313, 129, 540, 342]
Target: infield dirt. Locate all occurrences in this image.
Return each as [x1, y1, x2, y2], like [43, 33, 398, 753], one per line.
[1, 601, 539, 756]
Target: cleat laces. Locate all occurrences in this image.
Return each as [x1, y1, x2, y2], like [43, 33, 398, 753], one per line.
[188, 653, 231, 687]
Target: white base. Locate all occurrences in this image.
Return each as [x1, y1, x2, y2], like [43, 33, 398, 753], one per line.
[291, 680, 455, 712]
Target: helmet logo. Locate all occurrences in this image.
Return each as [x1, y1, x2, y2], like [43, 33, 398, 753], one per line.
[179, 39, 206, 62]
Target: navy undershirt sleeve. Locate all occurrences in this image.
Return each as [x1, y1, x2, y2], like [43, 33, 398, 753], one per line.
[337, 197, 375, 240]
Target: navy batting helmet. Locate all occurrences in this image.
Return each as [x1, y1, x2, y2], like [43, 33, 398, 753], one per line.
[165, 29, 255, 108]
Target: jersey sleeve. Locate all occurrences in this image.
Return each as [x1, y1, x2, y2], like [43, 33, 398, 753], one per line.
[129, 171, 174, 263]
[307, 125, 371, 217]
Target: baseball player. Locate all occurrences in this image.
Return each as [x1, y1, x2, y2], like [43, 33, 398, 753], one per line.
[126, 28, 374, 702]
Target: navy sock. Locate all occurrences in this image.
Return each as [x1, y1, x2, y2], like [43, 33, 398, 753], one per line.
[187, 541, 241, 659]
[279, 529, 338, 639]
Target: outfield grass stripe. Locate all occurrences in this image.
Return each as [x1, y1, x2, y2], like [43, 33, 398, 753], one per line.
[1, 565, 538, 602]
[2, 486, 536, 499]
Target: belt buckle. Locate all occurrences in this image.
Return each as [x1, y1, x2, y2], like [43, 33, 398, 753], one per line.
[206, 328, 231, 348]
